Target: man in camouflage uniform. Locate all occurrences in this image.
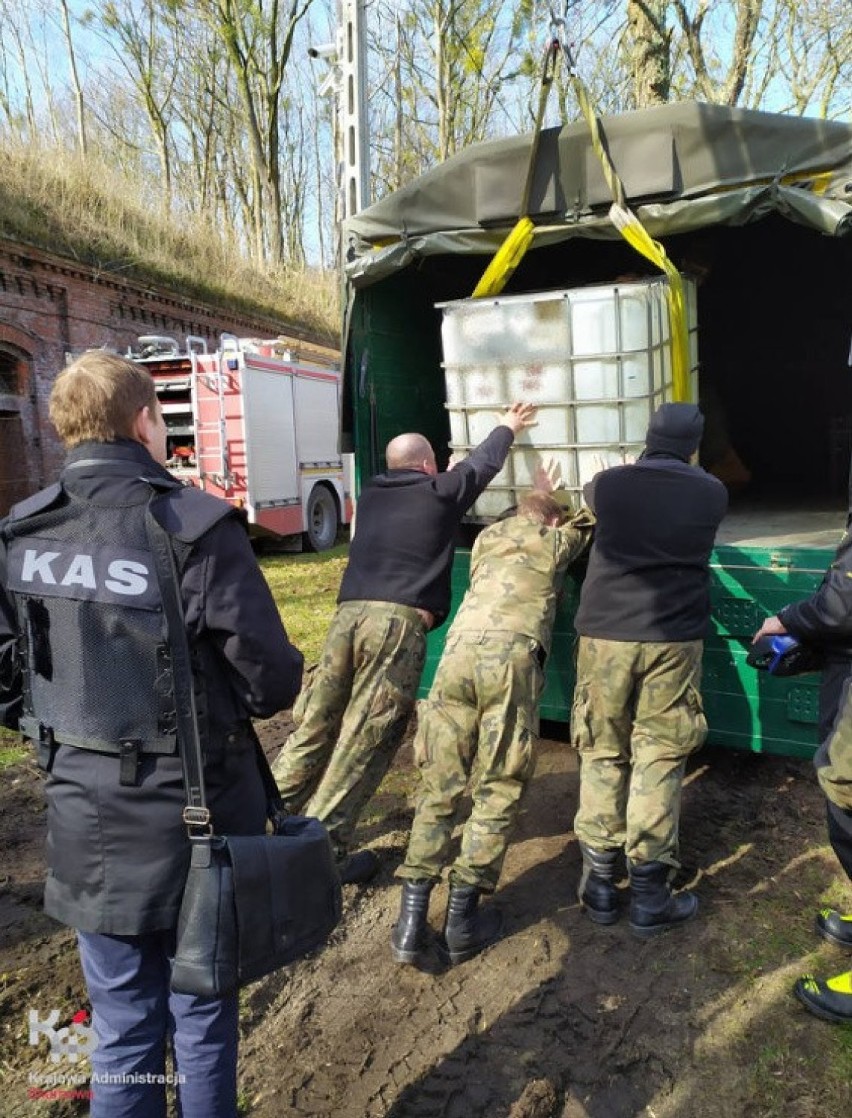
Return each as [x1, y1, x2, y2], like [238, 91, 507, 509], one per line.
[272, 403, 536, 885]
[572, 402, 727, 938]
[392, 484, 594, 966]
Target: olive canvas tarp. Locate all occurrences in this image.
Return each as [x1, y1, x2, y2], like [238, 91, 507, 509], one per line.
[343, 101, 852, 287]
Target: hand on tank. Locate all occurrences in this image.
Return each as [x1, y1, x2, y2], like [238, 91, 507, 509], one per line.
[500, 402, 537, 435]
[591, 451, 635, 475]
[534, 456, 562, 492]
[752, 615, 788, 643]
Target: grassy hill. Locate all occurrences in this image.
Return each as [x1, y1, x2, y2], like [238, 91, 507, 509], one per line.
[0, 140, 339, 345]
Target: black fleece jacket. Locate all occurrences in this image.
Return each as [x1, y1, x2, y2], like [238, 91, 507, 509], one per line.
[339, 426, 514, 624]
[575, 454, 728, 642]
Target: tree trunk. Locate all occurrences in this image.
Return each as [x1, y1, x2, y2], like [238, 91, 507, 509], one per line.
[626, 0, 671, 106]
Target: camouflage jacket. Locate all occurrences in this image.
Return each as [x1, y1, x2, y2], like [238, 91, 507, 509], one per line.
[448, 507, 595, 654]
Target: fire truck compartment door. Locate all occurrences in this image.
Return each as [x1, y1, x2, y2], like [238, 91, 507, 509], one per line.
[242, 366, 298, 505]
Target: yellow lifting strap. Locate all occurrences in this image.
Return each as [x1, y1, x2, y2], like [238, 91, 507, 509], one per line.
[471, 37, 559, 300]
[471, 12, 691, 403]
[569, 74, 691, 403]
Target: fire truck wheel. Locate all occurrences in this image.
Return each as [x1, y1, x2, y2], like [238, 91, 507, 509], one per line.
[304, 485, 339, 552]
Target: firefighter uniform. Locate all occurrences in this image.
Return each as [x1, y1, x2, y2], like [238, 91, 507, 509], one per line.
[0, 438, 303, 1117]
[768, 524, 852, 1021]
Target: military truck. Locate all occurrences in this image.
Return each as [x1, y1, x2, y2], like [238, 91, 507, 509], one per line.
[340, 101, 852, 757]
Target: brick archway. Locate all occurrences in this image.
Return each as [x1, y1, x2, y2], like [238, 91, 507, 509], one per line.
[0, 330, 35, 516]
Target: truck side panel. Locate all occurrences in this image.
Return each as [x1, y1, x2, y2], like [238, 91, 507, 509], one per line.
[241, 359, 303, 536]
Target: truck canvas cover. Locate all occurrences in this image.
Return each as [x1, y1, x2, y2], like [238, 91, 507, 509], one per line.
[343, 101, 852, 288]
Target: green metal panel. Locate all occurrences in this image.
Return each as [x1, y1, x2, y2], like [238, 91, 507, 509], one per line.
[701, 544, 827, 758]
[420, 542, 830, 760]
[347, 271, 451, 476]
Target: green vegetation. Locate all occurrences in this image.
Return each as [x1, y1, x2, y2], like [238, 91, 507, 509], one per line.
[0, 741, 28, 769]
[259, 543, 349, 664]
[0, 724, 26, 767]
[0, 140, 339, 344]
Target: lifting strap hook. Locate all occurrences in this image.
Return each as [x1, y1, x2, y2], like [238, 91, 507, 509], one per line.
[549, 2, 577, 74]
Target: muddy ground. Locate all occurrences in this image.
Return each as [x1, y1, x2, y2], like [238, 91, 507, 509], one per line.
[2, 715, 851, 1118]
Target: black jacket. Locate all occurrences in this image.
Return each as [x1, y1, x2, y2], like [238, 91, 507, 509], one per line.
[780, 526, 852, 654]
[339, 426, 514, 624]
[0, 440, 303, 934]
[575, 455, 728, 642]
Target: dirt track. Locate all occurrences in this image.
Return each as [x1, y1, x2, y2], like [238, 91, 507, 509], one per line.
[2, 718, 850, 1118]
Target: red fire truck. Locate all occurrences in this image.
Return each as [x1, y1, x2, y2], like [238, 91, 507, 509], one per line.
[132, 333, 351, 551]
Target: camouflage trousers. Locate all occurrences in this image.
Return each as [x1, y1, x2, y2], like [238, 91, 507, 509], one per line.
[399, 631, 544, 893]
[270, 600, 427, 858]
[571, 636, 707, 869]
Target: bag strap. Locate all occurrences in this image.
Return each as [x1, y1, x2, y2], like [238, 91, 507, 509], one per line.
[144, 498, 212, 836]
[144, 491, 288, 834]
[249, 729, 289, 829]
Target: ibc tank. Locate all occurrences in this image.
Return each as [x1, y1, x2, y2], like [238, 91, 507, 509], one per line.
[439, 277, 698, 519]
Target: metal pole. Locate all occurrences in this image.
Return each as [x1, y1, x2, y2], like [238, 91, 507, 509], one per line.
[340, 0, 371, 217]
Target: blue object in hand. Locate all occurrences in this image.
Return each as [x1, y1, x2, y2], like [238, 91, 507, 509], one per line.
[746, 634, 824, 677]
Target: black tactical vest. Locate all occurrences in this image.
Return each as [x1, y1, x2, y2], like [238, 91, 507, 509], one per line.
[5, 482, 179, 760]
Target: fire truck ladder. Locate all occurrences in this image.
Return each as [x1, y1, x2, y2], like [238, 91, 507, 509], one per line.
[191, 338, 234, 494]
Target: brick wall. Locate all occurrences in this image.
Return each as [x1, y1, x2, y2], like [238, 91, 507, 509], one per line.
[0, 238, 337, 515]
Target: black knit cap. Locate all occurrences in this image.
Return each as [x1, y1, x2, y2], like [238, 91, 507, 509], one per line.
[644, 402, 704, 460]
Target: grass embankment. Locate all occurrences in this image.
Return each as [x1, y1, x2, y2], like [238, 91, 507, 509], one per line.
[0, 140, 339, 344]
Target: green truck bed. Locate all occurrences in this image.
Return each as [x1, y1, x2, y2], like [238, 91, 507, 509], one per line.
[421, 506, 841, 759]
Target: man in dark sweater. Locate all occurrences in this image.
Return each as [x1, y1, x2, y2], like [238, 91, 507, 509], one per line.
[272, 403, 536, 884]
[571, 402, 728, 937]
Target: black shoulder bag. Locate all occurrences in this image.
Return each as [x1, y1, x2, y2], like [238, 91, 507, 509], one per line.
[145, 503, 342, 998]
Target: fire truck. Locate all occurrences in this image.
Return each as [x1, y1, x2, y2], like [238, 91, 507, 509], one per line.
[131, 333, 351, 551]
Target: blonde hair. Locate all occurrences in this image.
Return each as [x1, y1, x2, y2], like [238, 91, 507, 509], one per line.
[49, 351, 158, 447]
[517, 491, 565, 526]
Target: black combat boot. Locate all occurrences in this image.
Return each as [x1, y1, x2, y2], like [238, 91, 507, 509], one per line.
[440, 884, 504, 965]
[794, 969, 852, 1024]
[338, 849, 380, 886]
[628, 861, 698, 939]
[391, 880, 434, 965]
[816, 907, 852, 949]
[578, 843, 620, 924]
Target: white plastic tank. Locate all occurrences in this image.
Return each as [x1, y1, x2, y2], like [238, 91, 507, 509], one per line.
[439, 277, 699, 519]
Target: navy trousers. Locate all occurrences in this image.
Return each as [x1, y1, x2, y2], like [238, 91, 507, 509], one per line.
[818, 660, 852, 883]
[77, 930, 239, 1118]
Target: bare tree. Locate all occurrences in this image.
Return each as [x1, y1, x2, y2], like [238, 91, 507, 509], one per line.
[200, 0, 317, 265]
[626, 0, 671, 105]
[770, 0, 852, 116]
[93, 0, 178, 208]
[369, 0, 526, 196]
[60, 0, 88, 155]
